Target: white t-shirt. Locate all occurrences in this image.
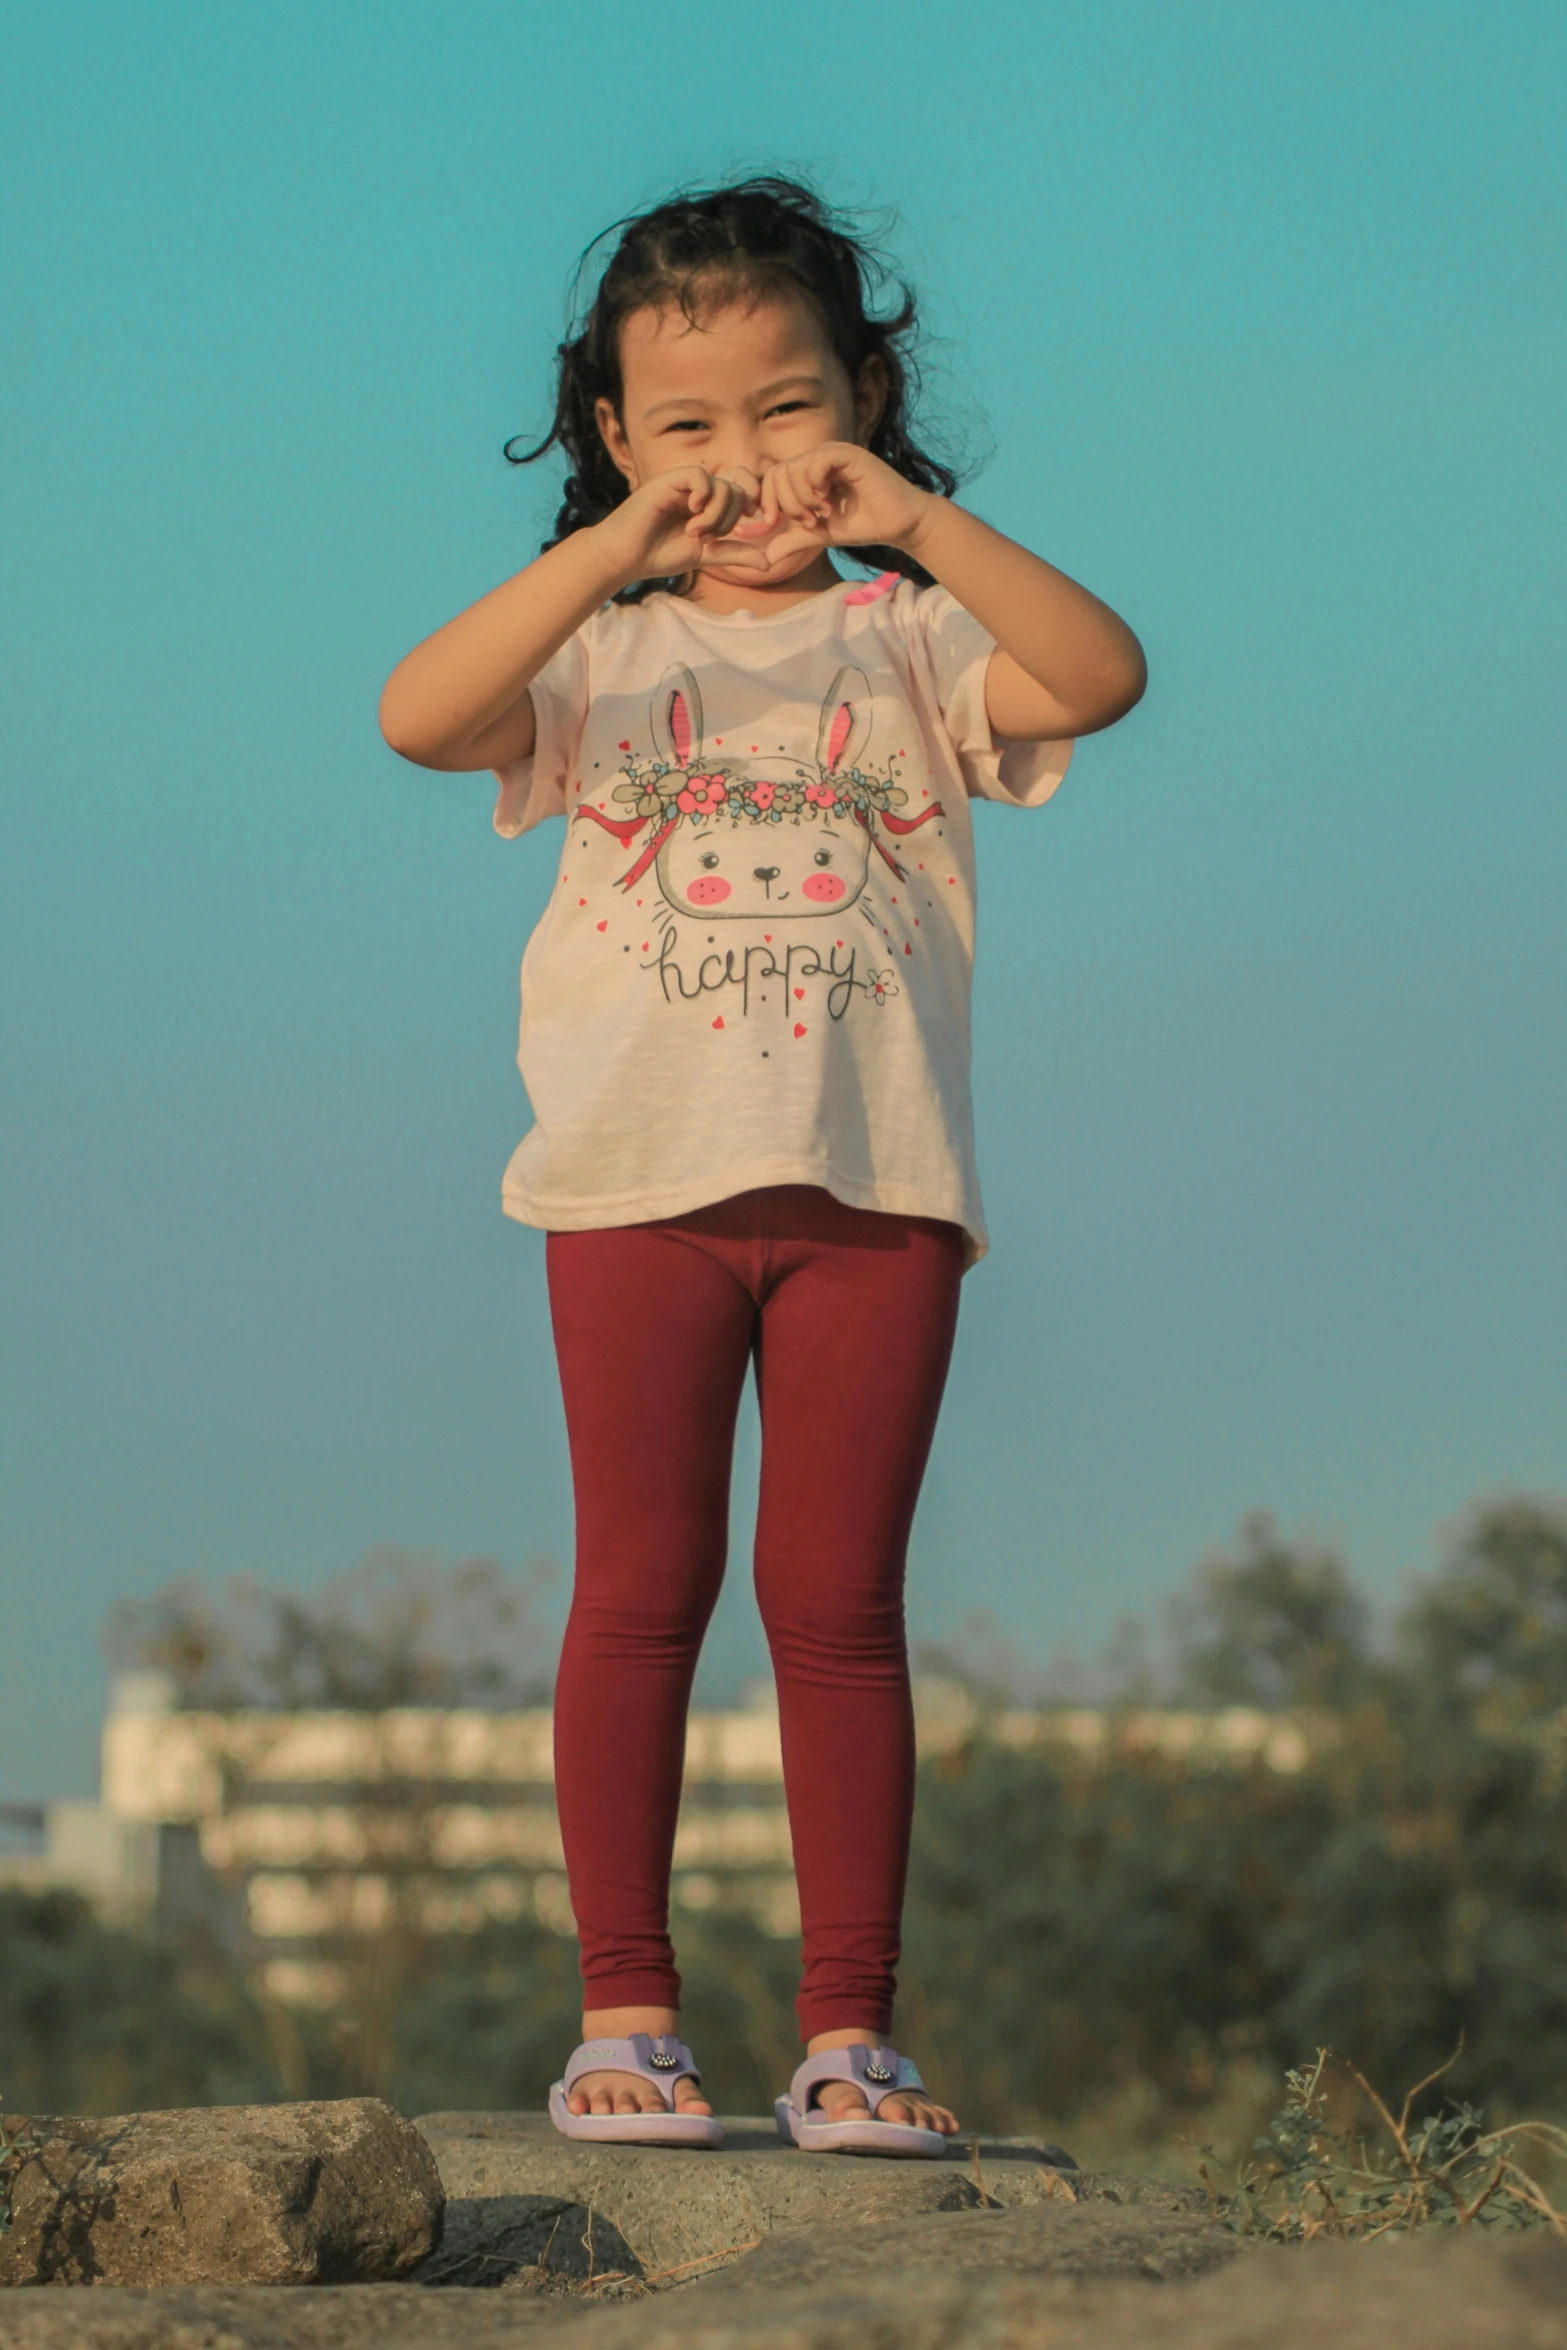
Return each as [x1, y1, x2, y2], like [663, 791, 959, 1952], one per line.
[492, 570, 1071, 1266]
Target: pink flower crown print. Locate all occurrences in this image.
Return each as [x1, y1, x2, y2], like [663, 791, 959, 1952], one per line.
[574, 664, 943, 922]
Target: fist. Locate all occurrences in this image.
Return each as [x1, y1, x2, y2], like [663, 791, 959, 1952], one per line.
[749, 445, 933, 564]
[597, 466, 770, 585]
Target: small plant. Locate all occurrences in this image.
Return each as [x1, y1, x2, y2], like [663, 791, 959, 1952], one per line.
[1195, 2046, 1567, 2240]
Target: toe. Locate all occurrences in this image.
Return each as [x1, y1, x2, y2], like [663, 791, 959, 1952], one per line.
[815, 2083, 870, 2123]
[917, 2100, 960, 2134]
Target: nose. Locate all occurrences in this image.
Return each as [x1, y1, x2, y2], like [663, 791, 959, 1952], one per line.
[711, 443, 763, 482]
[753, 865, 780, 883]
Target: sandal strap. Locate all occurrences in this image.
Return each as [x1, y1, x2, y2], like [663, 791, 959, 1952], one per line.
[788, 2042, 925, 2118]
[561, 2032, 701, 2111]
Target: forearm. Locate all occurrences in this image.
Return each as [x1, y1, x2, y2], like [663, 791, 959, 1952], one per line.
[902, 500, 1146, 735]
[379, 526, 629, 770]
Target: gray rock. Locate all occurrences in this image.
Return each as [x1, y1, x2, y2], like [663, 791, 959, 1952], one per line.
[693, 2196, 1245, 2293]
[412, 2111, 1170, 2284]
[413, 2195, 644, 2291]
[0, 2100, 442, 2288]
[0, 2281, 576, 2347]
[530, 2229, 1567, 2350]
[0, 2206, 1561, 2349]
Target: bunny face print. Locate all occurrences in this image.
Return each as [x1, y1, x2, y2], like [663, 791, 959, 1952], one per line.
[660, 806, 872, 918]
[574, 661, 936, 925]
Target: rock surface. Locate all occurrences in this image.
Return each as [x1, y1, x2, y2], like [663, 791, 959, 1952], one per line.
[0, 2228, 1562, 2348]
[413, 2110, 1166, 2284]
[0, 2283, 572, 2348]
[0, 2099, 443, 2288]
[560, 2230, 1567, 2349]
[415, 2193, 645, 2290]
[3, 2104, 1562, 2348]
[694, 2196, 1245, 2293]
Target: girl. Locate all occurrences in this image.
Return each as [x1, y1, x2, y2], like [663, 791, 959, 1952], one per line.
[381, 178, 1144, 2154]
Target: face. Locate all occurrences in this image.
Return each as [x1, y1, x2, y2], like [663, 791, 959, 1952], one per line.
[658, 811, 872, 920]
[597, 289, 883, 586]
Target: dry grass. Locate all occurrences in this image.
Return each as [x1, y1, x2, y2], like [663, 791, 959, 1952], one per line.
[1193, 2045, 1567, 2241]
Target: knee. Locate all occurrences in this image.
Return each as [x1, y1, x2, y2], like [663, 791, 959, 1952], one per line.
[565, 1532, 726, 1663]
[758, 1573, 908, 1679]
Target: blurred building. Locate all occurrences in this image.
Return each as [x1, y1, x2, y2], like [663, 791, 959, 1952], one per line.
[4, 1672, 1323, 2005]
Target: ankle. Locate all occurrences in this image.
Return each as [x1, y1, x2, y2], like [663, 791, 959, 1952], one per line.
[805, 2025, 892, 2056]
[582, 2005, 683, 2041]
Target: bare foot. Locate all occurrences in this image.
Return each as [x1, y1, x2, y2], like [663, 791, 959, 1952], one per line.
[806, 2033, 960, 2136]
[811, 2077, 959, 2133]
[565, 2006, 716, 2120]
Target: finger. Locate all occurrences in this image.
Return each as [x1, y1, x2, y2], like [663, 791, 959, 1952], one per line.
[759, 525, 827, 568]
[660, 467, 711, 514]
[685, 476, 735, 539]
[715, 466, 762, 513]
[764, 461, 808, 522]
[803, 446, 848, 515]
[704, 475, 759, 540]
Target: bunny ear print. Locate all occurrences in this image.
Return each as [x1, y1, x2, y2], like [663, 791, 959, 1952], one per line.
[650, 664, 704, 768]
[816, 665, 872, 774]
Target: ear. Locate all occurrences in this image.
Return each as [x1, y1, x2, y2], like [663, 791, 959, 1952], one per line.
[817, 665, 872, 773]
[595, 396, 638, 488]
[650, 663, 704, 767]
[853, 355, 888, 445]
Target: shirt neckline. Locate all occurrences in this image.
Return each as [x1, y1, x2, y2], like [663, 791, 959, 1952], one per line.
[640, 575, 882, 631]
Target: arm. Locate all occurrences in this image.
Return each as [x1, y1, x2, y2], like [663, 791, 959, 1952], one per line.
[902, 501, 1146, 742]
[758, 447, 1146, 743]
[378, 468, 766, 770]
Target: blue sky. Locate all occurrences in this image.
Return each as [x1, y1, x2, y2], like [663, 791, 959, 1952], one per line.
[2, 1, 1563, 1797]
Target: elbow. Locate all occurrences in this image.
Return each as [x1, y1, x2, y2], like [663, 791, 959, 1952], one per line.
[1112, 635, 1149, 721]
[378, 678, 449, 770]
[1080, 634, 1148, 735]
[1108, 629, 1146, 719]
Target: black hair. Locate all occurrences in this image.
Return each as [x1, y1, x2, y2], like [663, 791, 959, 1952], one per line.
[507, 175, 958, 599]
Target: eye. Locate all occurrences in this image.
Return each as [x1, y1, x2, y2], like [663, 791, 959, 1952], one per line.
[663, 418, 710, 435]
[813, 848, 833, 867]
[699, 851, 720, 870]
[765, 400, 812, 419]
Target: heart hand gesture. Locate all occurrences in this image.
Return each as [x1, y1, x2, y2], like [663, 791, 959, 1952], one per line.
[744, 445, 935, 566]
[598, 465, 772, 585]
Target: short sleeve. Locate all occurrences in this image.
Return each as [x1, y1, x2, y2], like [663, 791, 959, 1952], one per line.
[906, 584, 1073, 809]
[491, 626, 591, 839]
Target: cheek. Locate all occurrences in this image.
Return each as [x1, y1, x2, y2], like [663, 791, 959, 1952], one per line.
[801, 872, 847, 903]
[684, 874, 733, 906]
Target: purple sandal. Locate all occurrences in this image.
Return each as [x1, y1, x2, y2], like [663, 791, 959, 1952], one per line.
[775, 2043, 951, 2158]
[548, 2032, 724, 2146]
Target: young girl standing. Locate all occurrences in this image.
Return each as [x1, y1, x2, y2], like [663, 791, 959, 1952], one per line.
[382, 178, 1144, 2153]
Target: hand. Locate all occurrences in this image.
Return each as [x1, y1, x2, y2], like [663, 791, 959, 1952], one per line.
[734, 445, 935, 568]
[595, 466, 768, 585]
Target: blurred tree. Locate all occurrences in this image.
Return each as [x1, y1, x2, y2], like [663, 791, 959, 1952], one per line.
[0, 1890, 272, 2115]
[103, 1546, 559, 1710]
[1170, 1511, 1377, 1712]
[1398, 1495, 1567, 1724]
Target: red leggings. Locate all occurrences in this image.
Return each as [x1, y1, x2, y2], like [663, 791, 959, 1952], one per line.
[547, 1185, 963, 2041]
